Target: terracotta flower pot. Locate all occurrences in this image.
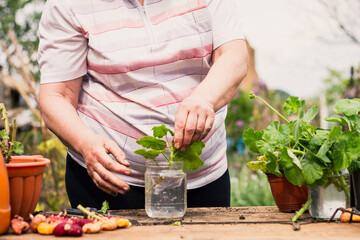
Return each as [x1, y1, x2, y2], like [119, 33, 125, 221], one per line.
[6, 155, 50, 220]
[266, 173, 308, 212]
[0, 154, 11, 235]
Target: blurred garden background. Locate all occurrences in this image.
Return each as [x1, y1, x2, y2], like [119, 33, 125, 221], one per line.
[0, 0, 359, 210]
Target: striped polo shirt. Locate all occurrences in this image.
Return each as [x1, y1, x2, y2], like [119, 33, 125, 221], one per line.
[38, 0, 244, 189]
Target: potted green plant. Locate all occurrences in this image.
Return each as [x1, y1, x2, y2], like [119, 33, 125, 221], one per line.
[134, 124, 205, 219]
[0, 103, 50, 221]
[243, 93, 360, 219]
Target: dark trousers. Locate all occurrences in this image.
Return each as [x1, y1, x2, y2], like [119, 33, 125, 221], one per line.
[65, 154, 230, 209]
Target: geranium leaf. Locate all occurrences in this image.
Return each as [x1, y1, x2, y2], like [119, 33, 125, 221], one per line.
[13, 141, 24, 155]
[243, 128, 263, 153]
[291, 119, 304, 141]
[256, 138, 275, 155]
[303, 106, 319, 123]
[264, 121, 290, 145]
[136, 136, 167, 150]
[247, 161, 267, 172]
[332, 132, 360, 171]
[301, 157, 324, 185]
[134, 149, 166, 160]
[283, 96, 301, 116]
[334, 98, 360, 117]
[316, 126, 342, 163]
[0, 130, 9, 140]
[309, 129, 329, 146]
[152, 124, 174, 138]
[173, 141, 205, 171]
[266, 153, 282, 177]
[284, 166, 304, 187]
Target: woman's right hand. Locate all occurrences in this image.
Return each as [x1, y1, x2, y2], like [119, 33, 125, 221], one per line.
[39, 78, 131, 196]
[79, 133, 131, 196]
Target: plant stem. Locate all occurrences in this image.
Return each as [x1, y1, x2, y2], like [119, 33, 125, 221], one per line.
[338, 175, 351, 201]
[1, 103, 10, 163]
[291, 149, 305, 155]
[252, 94, 290, 124]
[6, 119, 17, 162]
[77, 204, 102, 220]
[0, 103, 10, 134]
[145, 176, 165, 195]
[291, 199, 312, 222]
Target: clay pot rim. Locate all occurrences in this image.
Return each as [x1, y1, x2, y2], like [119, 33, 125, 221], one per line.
[5, 155, 50, 168]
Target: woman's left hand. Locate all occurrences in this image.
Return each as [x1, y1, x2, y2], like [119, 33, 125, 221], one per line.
[173, 96, 215, 151]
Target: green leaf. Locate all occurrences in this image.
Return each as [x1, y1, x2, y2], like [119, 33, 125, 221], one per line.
[278, 149, 294, 170]
[332, 132, 360, 171]
[101, 200, 110, 214]
[243, 128, 263, 153]
[303, 106, 319, 123]
[263, 121, 290, 145]
[136, 136, 167, 150]
[301, 157, 324, 185]
[334, 98, 360, 117]
[348, 114, 360, 133]
[291, 119, 304, 141]
[325, 115, 349, 126]
[283, 96, 302, 116]
[0, 130, 9, 140]
[348, 158, 360, 174]
[266, 153, 282, 177]
[256, 137, 276, 155]
[286, 149, 302, 170]
[247, 161, 267, 172]
[316, 126, 342, 163]
[173, 141, 205, 171]
[134, 149, 166, 160]
[309, 129, 329, 146]
[284, 166, 304, 187]
[13, 141, 24, 155]
[152, 124, 174, 138]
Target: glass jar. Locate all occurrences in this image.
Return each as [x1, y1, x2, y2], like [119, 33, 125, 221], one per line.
[309, 173, 350, 220]
[145, 160, 187, 219]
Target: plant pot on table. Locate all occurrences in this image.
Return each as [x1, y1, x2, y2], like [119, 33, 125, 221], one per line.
[0, 154, 11, 235]
[266, 173, 308, 213]
[5, 155, 50, 220]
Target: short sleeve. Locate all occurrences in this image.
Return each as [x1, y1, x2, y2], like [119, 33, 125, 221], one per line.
[38, 0, 88, 84]
[206, 0, 245, 50]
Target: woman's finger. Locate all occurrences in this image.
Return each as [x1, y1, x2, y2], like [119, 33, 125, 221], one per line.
[90, 170, 126, 196]
[199, 112, 215, 140]
[192, 114, 206, 142]
[181, 112, 198, 150]
[90, 159, 130, 193]
[104, 140, 130, 167]
[174, 106, 189, 150]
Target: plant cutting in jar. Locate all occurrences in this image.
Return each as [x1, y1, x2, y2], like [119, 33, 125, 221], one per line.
[134, 124, 205, 194]
[243, 93, 360, 220]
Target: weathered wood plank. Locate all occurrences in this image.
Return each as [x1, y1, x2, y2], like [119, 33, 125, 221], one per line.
[109, 206, 311, 225]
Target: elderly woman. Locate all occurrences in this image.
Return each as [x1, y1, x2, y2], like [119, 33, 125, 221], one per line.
[38, 0, 248, 209]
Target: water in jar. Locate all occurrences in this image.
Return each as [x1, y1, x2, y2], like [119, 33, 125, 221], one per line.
[145, 169, 187, 219]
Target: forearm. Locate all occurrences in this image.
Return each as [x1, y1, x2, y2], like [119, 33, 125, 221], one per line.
[40, 95, 94, 155]
[191, 40, 248, 112]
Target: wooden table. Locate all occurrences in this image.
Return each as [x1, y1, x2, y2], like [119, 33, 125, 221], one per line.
[1, 207, 359, 240]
